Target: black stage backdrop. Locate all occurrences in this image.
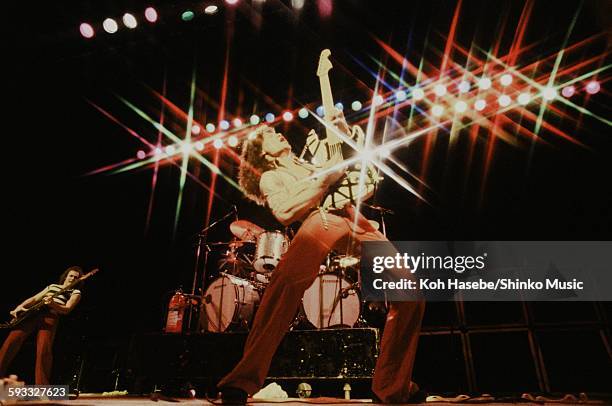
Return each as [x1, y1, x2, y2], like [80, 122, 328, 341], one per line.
[1, 0, 611, 389]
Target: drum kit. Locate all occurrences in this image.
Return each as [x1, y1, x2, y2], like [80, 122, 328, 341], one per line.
[200, 218, 369, 333]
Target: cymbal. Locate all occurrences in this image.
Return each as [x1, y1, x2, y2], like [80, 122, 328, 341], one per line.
[230, 220, 264, 241]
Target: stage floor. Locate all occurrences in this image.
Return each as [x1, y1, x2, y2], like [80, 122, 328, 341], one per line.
[4, 395, 611, 405]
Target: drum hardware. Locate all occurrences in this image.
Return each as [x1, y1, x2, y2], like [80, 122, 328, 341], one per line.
[230, 219, 264, 242]
[361, 203, 393, 237]
[203, 274, 260, 332]
[302, 274, 361, 329]
[253, 230, 289, 274]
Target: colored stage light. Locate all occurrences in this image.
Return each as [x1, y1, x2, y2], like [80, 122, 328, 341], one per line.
[585, 81, 600, 95]
[561, 86, 575, 98]
[206, 123, 216, 133]
[474, 99, 486, 111]
[154, 147, 163, 155]
[195, 141, 205, 151]
[335, 102, 344, 111]
[181, 143, 192, 153]
[228, 135, 239, 147]
[265, 113, 275, 123]
[316, 106, 324, 116]
[517, 92, 531, 105]
[498, 94, 511, 107]
[144, 7, 158, 22]
[431, 105, 444, 117]
[213, 139, 223, 149]
[232, 118, 243, 128]
[191, 124, 201, 135]
[478, 77, 491, 90]
[500, 74, 513, 86]
[165, 145, 176, 155]
[102, 18, 118, 34]
[379, 147, 391, 159]
[136, 150, 146, 159]
[454, 101, 467, 113]
[282, 111, 294, 122]
[122, 13, 138, 28]
[225, 0, 239, 5]
[204, 5, 219, 15]
[79, 23, 95, 38]
[181, 11, 195, 21]
[298, 108, 309, 119]
[351, 101, 362, 111]
[542, 87, 557, 101]
[373, 94, 384, 106]
[250, 114, 261, 125]
[411, 88, 425, 100]
[434, 84, 447, 97]
[219, 120, 230, 130]
[457, 80, 470, 93]
[395, 90, 407, 102]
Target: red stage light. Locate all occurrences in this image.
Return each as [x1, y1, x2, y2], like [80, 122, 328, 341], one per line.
[282, 111, 294, 122]
[561, 86, 576, 98]
[79, 23, 95, 38]
[585, 81, 600, 95]
[144, 7, 158, 23]
[136, 150, 146, 159]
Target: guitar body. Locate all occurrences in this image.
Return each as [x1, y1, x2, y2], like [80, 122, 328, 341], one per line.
[0, 306, 45, 329]
[316, 49, 380, 210]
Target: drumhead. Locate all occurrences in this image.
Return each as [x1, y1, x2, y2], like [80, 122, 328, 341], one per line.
[302, 274, 360, 328]
[204, 276, 239, 332]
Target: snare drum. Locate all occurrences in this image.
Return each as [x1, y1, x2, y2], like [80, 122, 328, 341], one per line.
[302, 274, 360, 328]
[203, 274, 260, 332]
[253, 231, 289, 274]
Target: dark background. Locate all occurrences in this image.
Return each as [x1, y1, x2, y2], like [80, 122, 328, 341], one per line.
[1, 0, 610, 394]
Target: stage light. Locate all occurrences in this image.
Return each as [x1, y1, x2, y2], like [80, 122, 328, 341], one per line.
[102, 18, 118, 34]
[204, 5, 219, 15]
[191, 124, 201, 135]
[474, 99, 486, 111]
[454, 101, 467, 113]
[79, 23, 95, 38]
[181, 143, 192, 153]
[225, 0, 239, 5]
[585, 80, 600, 95]
[291, 0, 305, 10]
[282, 111, 294, 122]
[395, 90, 407, 102]
[542, 87, 557, 101]
[250, 114, 261, 125]
[561, 85, 575, 98]
[228, 135, 239, 147]
[122, 13, 138, 29]
[351, 101, 362, 111]
[379, 147, 391, 159]
[335, 102, 344, 111]
[457, 80, 470, 93]
[298, 108, 308, 119]
[434, 84, 447, 97]
[373, 94, 384, 106]
[498, 94, 511, 107]
[195, 141, 205, 151]
[248, 132, 257, 140]
[181, 10, 195, 21]
[517, 92, 531, 105]
[206, 123, 216, 133]
[316, 106, 324, 116]
[144, 7, 158, 23]
[232, 118, 243, 128]
[411, 88, 425, 100]
[213, 139, 223, 149]
[478, 77, 491, 90]
[154, 147, 163, 155]
[431, 105, 444, 117]
[500, 74, 513, 86]
[165, 145, 176, 155]
[265, 113, 275, 123]
[219, 120, 230, 130]
[136, 150, 146, 159]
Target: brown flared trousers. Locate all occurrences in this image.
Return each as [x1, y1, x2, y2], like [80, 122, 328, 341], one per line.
[219, 207, 425, 403]
[0, 312, 59, 384]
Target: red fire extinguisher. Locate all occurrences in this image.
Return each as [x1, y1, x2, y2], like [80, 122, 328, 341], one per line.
[165, 289, 187, 333]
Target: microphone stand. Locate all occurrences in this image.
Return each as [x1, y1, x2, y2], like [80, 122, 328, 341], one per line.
[188, 206, 237, 331]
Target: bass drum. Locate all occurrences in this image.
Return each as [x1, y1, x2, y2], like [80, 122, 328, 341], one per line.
[302, 274, 360, 328]
[204, 275, 260, 332]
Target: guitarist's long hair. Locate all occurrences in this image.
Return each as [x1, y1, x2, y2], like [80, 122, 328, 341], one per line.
[59, 266, 84, 290]
[238, 126, 275, 206]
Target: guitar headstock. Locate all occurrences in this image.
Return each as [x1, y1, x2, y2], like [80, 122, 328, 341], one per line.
[317, 49, 333, 77]
[80, 268, 99, 282]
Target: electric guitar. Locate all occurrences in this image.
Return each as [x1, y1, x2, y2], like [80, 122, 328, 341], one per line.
[315, 49, 380, 209]
[0, 269, 98, 329]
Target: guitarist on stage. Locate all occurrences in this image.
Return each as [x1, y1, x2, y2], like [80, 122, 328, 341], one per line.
[0, 266, 83, 384]
[217, 114, 425, 403]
